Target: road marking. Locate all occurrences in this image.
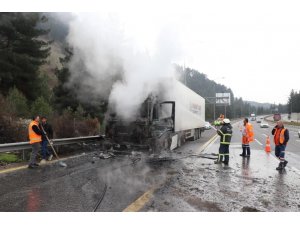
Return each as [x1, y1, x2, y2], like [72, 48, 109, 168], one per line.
[0, 165, 27, 174]
[262, 134, 268, 137]
[0, 153, 83, 175]
[296, 140, 300, 142]
[255, 139, 263, 146]
[123, 131, 222, 212]
[123, 188, 155, 212]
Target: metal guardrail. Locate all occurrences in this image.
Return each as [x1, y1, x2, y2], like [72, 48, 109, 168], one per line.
[0, 135, 103, 153]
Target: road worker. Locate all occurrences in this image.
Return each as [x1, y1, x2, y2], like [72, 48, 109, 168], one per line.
[39, 116, 53, 164]
[213, 114, 225, 127]
[214, 118, 233, 166]
[28, 115, 42, 169]
[272, 120, 289, 170]
[240, 118, 254, 157]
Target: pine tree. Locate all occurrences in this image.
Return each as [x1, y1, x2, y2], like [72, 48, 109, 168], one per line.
[0, 13, 51, 101]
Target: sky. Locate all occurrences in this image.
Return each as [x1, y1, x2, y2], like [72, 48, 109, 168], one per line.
[4, 0, 300, 104]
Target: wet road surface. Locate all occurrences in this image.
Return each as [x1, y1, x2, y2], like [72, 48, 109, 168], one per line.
[1, 122, 300, 212]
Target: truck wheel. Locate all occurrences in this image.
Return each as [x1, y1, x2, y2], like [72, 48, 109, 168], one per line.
[177, 134, 182, 148]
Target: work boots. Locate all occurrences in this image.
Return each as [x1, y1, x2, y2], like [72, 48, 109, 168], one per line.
[276, 162, 284, 170]
[283, 160, 288, 168]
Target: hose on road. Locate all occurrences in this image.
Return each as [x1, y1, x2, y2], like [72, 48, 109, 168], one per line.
[93, 183, 107, 212]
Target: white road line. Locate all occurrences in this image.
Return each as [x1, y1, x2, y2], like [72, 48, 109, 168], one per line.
[296, 140, 300, 142]
[255, 139, 263, 146]
[295, 135, 299, 137]
[262, 134, 268, 137]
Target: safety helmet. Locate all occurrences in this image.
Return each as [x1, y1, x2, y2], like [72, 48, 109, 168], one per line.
[223, 118, 230, 124]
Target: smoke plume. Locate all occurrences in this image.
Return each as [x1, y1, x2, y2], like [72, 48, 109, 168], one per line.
[66, 13, 182, 120]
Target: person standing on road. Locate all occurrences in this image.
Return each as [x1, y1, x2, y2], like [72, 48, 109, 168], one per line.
[39, 116, 53, 164]
[28, 115, 42, 169]
[214, 118, 233, 166]
[272, 120, 289, 170]
[240, 118, 254, 157]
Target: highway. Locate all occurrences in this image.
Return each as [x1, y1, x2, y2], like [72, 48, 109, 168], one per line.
[1, 120, 300, 212]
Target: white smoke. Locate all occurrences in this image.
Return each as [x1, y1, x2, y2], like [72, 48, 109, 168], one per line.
[66, 13, 182, 120]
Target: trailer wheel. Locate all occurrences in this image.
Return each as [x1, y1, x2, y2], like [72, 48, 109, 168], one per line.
[177, 134, 182, 148]
[192, 129, 197, 141]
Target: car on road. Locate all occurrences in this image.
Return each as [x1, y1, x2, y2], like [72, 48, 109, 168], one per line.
[204, 121, 212, 130]
[256, 119, 262, 123]
[298, 130, 300, 138]
[260, 122, 269, 128]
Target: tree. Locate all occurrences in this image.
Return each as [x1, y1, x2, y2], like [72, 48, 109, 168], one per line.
[0, 13, 51, 101]
[6, 87, 29, 117]
[31, 96, 53, 117]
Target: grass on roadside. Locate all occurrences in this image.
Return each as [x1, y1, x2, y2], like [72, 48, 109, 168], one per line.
[0, 153, 22, 163]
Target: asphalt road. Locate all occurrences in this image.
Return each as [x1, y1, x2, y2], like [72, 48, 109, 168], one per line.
[0, 129, 216, 212]
[1, 123, 300, 212]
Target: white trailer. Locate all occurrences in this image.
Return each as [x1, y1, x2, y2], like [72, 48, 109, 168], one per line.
[160, 79, 206, 150]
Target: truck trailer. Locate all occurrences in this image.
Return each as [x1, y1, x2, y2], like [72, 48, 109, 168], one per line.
[105, 79, 206, 152]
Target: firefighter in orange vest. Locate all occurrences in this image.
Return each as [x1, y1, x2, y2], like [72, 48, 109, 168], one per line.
[240, 118, 254, 157]
[28, 115, 42, 169]
[272, 120, 289, 170]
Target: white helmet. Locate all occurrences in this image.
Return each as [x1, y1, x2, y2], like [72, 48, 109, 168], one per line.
[223, 118, 230, 124]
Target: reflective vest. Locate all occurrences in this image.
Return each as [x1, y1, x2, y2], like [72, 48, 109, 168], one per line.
[28, 121, 41, 144]
[218, 128, 232, 145]
[244, 123, 254, 143]
[274, 128, 286, 145]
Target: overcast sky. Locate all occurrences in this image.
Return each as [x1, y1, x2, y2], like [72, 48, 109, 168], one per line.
[6, 0, 300, 104]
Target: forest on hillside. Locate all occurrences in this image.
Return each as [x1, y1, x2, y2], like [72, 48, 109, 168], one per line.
[0, 12, 288, 143]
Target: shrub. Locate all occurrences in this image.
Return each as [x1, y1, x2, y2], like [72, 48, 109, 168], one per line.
[6, 87, 29, 118]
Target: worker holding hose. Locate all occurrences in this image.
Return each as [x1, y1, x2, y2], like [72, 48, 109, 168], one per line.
[214, 118, 233, 166]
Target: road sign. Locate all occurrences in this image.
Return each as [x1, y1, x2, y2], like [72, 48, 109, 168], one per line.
[216, 93, 231, 105]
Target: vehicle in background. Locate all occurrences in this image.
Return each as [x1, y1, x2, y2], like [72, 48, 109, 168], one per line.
[105, 79, 206, 151]
[204, 121, 212, 130]
[256, 118, 262, 123]
[260, 121, 269, 128]
[250, 113, 256, 121]
[273, 113, 281, 121]
[298, 130, 300, 138]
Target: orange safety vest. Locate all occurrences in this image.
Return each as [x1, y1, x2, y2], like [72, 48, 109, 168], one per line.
[274, 128, 286, 145]
[28, 121, 42, 144]
[242, 123, 254, 144]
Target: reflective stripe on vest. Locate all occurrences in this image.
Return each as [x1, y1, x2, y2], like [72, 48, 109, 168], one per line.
[28, 121, 41, 144]
[274, 128, 286, 145]
[218, 129, 232, 145]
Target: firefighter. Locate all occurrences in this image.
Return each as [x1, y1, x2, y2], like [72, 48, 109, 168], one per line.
[240, 118, 254, 157]
[214, 118, 233, 166]
[272, 120, 289, 170]
[28, 115, 42, 169]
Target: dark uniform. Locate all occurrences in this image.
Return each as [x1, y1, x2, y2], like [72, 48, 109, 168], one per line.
[216, 122, 233, 165]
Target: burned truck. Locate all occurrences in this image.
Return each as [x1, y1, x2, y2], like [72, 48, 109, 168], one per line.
[105, 79, 206, 152]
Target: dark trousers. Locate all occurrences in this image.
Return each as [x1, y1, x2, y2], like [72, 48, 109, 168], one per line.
[275, 145, 286, 161]
[29, 142, 40, 165]
[242, 144, 250, 156]
[41, 140, 51, 159]
[218, 144, 230, 163]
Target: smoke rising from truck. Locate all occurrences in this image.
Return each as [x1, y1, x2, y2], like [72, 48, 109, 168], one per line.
[66, 13, 182, 121]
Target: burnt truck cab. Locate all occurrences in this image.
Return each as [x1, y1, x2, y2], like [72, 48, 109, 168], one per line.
[105, 96, 176, 151]
[105, 79, 206, 152]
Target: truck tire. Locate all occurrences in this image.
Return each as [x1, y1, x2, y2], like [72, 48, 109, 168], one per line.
[177, 134, 182, 147]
